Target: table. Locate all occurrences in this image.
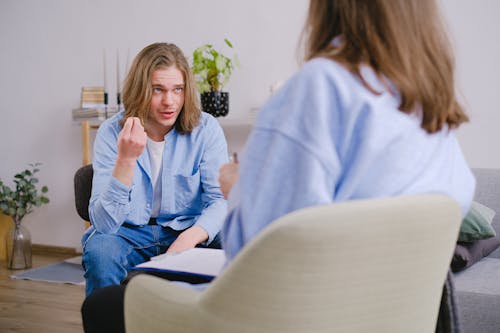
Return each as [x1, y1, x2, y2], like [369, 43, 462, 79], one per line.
[80, 120, 100, 165]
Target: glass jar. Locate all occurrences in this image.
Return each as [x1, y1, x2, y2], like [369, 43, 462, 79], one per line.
[5, 222, 32, 269]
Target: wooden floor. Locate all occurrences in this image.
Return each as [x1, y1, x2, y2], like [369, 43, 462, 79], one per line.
[0, 253, 85, 333]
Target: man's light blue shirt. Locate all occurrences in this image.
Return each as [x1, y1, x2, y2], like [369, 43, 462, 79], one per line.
[83, 111, 228, 244]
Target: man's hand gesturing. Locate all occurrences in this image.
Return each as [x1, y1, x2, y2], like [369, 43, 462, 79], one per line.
[117, 117, 147, 160]
[113, 117, 148, 186]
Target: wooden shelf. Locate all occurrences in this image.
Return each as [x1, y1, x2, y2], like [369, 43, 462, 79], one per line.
[78, 114, 256, 165]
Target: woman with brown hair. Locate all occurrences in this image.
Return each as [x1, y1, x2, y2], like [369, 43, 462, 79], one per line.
[220, 0, 474, 261]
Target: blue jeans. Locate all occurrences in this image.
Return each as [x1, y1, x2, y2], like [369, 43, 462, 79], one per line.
[82, 224, 220, 296]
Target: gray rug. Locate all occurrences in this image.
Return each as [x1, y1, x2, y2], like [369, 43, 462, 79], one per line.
[10, 256, 85, 285]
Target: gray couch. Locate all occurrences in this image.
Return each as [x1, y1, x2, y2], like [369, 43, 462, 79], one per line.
[455, 168, 500, 332]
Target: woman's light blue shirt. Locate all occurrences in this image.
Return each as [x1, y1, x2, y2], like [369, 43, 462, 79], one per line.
[222, 58, 475, 262]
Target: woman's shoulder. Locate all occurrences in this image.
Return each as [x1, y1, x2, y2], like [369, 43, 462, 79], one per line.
[292, 57, 366, 106]
[264, 58, 364, 118]
[300, 57, 353, 81]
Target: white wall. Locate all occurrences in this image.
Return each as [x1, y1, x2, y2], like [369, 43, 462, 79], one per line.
[440, 0, 500, 168]
[0, 0, 308, 249]
[0, 0, 498, 249]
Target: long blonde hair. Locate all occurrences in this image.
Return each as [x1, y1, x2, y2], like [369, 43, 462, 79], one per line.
[302, 0, 468, 133]
[121, 43, 200, 134]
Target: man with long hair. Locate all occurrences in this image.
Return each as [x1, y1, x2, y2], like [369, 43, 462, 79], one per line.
[82, 43, 227, 297]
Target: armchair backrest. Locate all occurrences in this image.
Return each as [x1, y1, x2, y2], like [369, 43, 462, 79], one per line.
[74, 164, 93, 222]
[125, 194, 461, 333]
[199, 194, 461, 332]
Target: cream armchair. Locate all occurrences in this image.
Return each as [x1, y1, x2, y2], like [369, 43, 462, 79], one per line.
[125, 195, 461, 333]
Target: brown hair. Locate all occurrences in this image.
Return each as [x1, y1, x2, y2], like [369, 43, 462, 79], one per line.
[121, 43, 200, 134]
[301, 0, 468, 133]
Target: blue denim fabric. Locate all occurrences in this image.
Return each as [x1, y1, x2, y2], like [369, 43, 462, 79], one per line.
[82, 224, 181, 296]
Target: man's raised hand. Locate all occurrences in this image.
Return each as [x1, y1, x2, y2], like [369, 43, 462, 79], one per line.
[113, 117, 148, 187]
[117, 117, 147, 161]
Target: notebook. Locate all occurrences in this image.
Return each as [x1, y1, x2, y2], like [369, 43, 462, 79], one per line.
[132, 248, 226, 283]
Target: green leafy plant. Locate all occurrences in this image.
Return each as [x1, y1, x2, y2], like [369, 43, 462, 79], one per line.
[192, 38, 238, 93]
[0, 163, 49, 224]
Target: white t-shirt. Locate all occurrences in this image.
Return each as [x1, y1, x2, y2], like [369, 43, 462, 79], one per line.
[147, 138, 165, 217]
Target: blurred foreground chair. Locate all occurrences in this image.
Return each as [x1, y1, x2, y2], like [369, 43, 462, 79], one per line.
[125, 194, 461, 333]
[74, 164, 93, 223]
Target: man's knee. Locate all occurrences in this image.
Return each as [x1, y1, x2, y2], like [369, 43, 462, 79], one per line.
[83, 233, 130, 267]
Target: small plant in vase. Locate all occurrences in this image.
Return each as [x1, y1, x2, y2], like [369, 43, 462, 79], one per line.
[192, 38, 238, 117]
[0, 163, 49, 269]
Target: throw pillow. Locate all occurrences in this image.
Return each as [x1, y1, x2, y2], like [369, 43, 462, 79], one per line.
[451, 236, 500, 272]
[458, 201, 496, 242]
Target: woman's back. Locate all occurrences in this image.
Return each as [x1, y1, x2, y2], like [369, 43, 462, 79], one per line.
[222, 58, 474, 261]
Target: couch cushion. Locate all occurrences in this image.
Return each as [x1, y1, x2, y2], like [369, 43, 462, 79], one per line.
[454, 257, 500, 295]
[456, 292, 500, 333]
[454, 257, 500, 331]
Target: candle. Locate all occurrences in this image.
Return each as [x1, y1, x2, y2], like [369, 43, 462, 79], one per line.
[103, 49, 107, 92]
[116, 49, 120, 94]
[125, 48, 130, 73]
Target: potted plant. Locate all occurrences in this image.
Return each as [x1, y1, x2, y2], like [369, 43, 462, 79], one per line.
[192, 38, 238, 117]
[0, 163, 49, 269]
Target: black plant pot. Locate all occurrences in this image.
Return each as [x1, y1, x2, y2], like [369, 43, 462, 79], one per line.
[200, 91, 229, 117]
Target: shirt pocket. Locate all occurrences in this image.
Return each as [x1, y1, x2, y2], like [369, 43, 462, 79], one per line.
[172, 170, 202, 211]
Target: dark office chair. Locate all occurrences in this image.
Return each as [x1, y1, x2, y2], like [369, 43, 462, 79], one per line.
[74, 164, 93, 222]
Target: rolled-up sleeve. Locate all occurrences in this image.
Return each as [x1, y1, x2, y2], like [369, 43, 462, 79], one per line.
[89, 120, 132, 234]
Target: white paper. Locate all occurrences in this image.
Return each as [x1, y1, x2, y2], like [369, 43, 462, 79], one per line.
[135, 248, 226, 277]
